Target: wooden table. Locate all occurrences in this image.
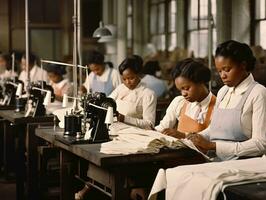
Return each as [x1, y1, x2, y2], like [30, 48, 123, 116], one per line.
[35, 127, 206, 200]
[0, 110, 54, 200]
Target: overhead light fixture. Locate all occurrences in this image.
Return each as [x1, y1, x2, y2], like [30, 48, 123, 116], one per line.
[93, 21, 112, 38]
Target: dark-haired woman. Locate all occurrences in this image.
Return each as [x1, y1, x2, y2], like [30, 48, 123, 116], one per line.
[109, 56, 157, 129]
[0, 53, 17, 81]
[81, 50, 121, 95]
[45, 64, 73, 102]
[155, 58, 216, 138]
[19, 52, 48, 88]
[188, 40, 266, 160]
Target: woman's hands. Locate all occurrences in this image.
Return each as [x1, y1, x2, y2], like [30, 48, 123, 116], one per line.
[117, 112, 125, 122]
[187, 133, 216, 153]
[162, 128, 186, 139]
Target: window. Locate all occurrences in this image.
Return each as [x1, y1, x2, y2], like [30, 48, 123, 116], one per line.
[149, 0, 176, 51]
[254, 0, 266, 48]
[187, 0, 216, 57]
[127, 0, 133, 50]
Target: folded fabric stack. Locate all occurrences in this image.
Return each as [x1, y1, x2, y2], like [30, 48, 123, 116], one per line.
[149, 155, 266, 200]
[99, 122, 185, 154]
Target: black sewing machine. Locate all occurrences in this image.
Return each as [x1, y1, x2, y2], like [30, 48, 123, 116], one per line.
[0, 78, 24, 106]
[56, 92, 116, 145]
[25, 81, 55, 117]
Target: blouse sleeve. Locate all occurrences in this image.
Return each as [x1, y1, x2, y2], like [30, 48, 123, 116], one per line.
[155, 96, 185, 132]
[124, 90, 157, 129]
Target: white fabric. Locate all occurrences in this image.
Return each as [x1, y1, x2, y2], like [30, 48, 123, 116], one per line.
[100, 122, 185, 154]
[149, 155, 266, 200]
[19, 65, 49, 88]
[155, 92, 213, 132]
[109, 82, 157, 129]
[141, 74, 167, 97]
[200, 74, 266, 159]
[83, 66, 121, 92]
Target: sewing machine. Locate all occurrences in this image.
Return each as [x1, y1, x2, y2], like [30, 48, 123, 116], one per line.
[24, 81, 55, 117]
[57, 92, 116, 145]
[0, 78, 24, 106]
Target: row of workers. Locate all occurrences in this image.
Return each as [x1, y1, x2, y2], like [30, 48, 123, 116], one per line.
[1, 40, 266, 162]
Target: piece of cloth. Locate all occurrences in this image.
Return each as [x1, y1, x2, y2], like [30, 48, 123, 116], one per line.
[141, 74, 167, 97]
[83, 66, 121, 95]
[155, 92, 214, 132]
[200, 74, 266, 160]
[177, 95, 216, 133]
[19, 65, 49, 89]
[100, 122, 185, 154]
[109, 82, 157, 129]
[149, 156, 266, 200]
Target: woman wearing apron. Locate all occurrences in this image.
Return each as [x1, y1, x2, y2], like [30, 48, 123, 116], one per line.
[109, 56, 157, 129]
[81, 50, 121, 96]
[155, 58, 216, 138]
[188, 40, 266, 161]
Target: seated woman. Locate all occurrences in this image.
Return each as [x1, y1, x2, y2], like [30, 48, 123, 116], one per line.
[188, 40, 266, 160]
[109, 56, 157, 129]
[0, 53, 17, 80]
[45, 63, 73, 102]
[81, 50, 121, 95]
[155, 58, 216, 138]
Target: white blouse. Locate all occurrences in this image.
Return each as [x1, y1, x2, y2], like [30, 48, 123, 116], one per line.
[155, 92, 213, 132]
[201, 74, 266, 159]
[109, 82, 157, 129]
[19, 65, 49, 88]
[0, 70, 17, 81]
[83, 66, 121, 92]
[50, 79, 73, 97]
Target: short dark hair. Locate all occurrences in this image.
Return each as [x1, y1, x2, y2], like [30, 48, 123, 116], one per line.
[215, 40, 256, 72]
[143, 61, 160, 75]
[118, 56, 143, 75]
[87, 50, 104, 65]
[44, 63, 66, 75]
[172, 58, 211, 84]
[22, 52, 37, 66]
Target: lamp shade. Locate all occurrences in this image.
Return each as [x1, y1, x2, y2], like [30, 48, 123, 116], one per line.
[104, 106, 114, 124]
[93, 21, 112, 38]
[15, 83, 23, 97]
[62, 94, 68, 108]
[43, 91, 51, 106]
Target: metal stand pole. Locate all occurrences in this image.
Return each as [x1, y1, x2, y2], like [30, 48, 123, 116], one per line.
[208, 0, 213, 91]
[25, 0, 30, 96]
[73, 0, 78, 110]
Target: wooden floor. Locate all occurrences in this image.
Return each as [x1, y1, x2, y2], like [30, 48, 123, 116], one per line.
[0, 179, 16, 200]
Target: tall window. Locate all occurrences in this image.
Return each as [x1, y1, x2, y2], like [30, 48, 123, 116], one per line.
[254, 0, 266, 48]
[187, 0, 216, 57]
[149, 0, 176, 51]
[127, 0, 133, 51]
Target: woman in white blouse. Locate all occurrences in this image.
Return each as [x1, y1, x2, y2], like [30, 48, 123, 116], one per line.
[44, 63, 73, 102]
[81, 50, 121, 96]
[0, 53, 17, 80]
[155, 58, 216, 138]
[188, 40, 266, 160]
[109, 56, 157, 129]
